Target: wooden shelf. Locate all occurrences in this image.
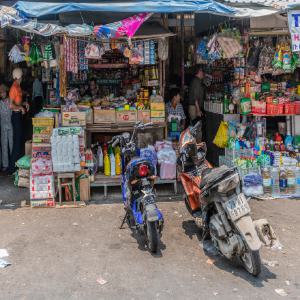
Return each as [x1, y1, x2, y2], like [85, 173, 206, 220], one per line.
[89, 63, 129, 69]
[86, 122, 166, 133]
[250, 114, 298, 117]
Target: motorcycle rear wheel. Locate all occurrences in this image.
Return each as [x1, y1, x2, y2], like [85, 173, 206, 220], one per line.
[147, 221, 159, 253]
[240, 247, 261, 276]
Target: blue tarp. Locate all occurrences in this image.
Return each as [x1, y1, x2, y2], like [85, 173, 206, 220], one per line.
[14, 1, 236, 18]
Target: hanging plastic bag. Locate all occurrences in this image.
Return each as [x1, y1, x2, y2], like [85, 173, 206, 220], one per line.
[8, 45, 25, 63]
[213, 121, 228, 148]
[158, 38, 168, 61]
[85, 43, 101, 59]
[29, 44, 43, 65]
[272, 45, 283, 70]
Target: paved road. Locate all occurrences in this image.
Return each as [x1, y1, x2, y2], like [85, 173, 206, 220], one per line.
[0, 198, 299, 299]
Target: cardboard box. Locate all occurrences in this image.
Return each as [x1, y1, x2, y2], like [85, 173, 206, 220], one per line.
[25, 140, 32, 156]
[151, 110, 165, 118]
[137, 110, 151, 123]
[62, 112, 86, 127]
[151, 117, 165, 124]
[150, 102, 165, 111]
[80, 178, 90, 201]
[78, 105, 93, 124]
[93, 107, 116, 124]
[116, 110, 137, 123]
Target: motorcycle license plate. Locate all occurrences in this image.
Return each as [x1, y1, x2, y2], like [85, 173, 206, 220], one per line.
[225, 194, 250, 221]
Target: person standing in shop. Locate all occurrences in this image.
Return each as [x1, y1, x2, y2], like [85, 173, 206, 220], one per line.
[31, 75, 44, 116]
[166, 88, 186, 140]
[0, 84, 13, 172]
[188, 66, 206, 141]
[8, 68, 29, 174]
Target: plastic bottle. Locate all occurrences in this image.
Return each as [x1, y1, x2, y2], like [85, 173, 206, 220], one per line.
[262, 167, 272, 194]
[97, 145, 103, 170]
[287, 167, 296, 195]
[223, 94, 230, 114]
[296, 167, 300, 196]
[279, 168, 288, 195]
[104, 151, 110, 176]
[271, 167, 280, 198]
[115, 151, 122, 175]
[109, 146, 116, 176]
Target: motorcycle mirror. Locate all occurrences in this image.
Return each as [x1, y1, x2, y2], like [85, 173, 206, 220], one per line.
[122, 132, 131, 141]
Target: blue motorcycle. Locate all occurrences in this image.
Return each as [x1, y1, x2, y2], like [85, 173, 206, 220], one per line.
[109, 122, 164, 253]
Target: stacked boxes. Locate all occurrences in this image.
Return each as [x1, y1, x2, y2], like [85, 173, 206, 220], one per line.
[150, 101, 165, 123]
[30, 118, 55, 207]
[51, 127, 85, 172]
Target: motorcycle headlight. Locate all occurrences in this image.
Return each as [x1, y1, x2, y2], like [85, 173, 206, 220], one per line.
[217, 173, 239, 194]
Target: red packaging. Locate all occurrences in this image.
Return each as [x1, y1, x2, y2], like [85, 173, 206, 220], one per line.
[284, 102, 295, 115]
[295, 101, 300, 115]
[267, 103, 276, 115]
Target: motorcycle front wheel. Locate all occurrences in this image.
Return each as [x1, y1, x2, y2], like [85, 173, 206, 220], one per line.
[240, 246, 261, 276]
[147, 221, 159, 253]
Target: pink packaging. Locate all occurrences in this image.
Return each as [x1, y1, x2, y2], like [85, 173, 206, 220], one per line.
[159, 162, 176, 180]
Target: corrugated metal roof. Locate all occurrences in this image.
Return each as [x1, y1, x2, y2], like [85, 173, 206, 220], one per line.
[222, 0, 298, 9]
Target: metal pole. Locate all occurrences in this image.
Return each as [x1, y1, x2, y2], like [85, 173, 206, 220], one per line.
[180, 14, 185, 93]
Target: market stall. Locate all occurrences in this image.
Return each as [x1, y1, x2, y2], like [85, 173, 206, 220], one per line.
[194, 18, 300, 199]
[3, 9, 182, 206]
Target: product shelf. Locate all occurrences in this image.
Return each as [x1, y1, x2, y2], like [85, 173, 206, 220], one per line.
[249, 113, 298, 117]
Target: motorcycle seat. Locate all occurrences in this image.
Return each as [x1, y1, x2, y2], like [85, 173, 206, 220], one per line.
[200, 165, 231, 189]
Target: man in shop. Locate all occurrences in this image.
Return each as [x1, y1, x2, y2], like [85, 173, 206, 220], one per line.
[0, 84, 13, 172]
[8, 68, 29, 174]
[188, 66, 206, 141]
[89, 79, 99, 99]
[31, 75, 44, 116]
[166, 88, 186, 141]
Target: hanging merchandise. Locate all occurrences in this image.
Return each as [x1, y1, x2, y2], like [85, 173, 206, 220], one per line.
[22, 36, 31, 64]
[78, 40, 88, 71]
[282, 46, 292, 72]
[247, 39, 261, 68]
[29, 43, 43, 65]
[64, 37, 78, 74]
[272, 45, 283, 70]
[217, 36, 242, 59]
[158, 38, 168, 61]
[43, 42, 55, 61]
[59, 43, 67, 98]
[196, 38, 209, 61]
[207, 34, 221, 61]
[8, 44, 25, 63]
[129, 42, 144, 65]
[258, 44, 274, 74]
[213, 121, 228, 148]
[85, 43, 101, 59]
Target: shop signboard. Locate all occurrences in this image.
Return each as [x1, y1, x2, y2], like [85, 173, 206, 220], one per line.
[288, 10, 300, 52]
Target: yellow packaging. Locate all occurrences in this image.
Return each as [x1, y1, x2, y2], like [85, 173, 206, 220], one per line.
[151, 110, 165, 118]
[151, 117, 165, 123]
[104, 153, 110, 176]
[115, 152, 122, 175]
[150, 102, 165, 111]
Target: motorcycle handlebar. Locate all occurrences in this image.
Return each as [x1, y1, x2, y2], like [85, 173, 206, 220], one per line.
[190, 121, 201, 137]
[112, 138, 120, 148]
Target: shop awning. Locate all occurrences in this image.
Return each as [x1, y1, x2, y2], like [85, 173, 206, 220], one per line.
[13, 1, 237, 18]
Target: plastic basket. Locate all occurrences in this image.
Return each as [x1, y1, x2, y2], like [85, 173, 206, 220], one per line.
[32, 118, 54, 127]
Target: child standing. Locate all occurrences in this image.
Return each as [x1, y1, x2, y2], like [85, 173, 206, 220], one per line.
[0, 84, 13, 171]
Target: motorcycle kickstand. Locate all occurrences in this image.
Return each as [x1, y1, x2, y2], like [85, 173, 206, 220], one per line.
[120, 208, 129, 229]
